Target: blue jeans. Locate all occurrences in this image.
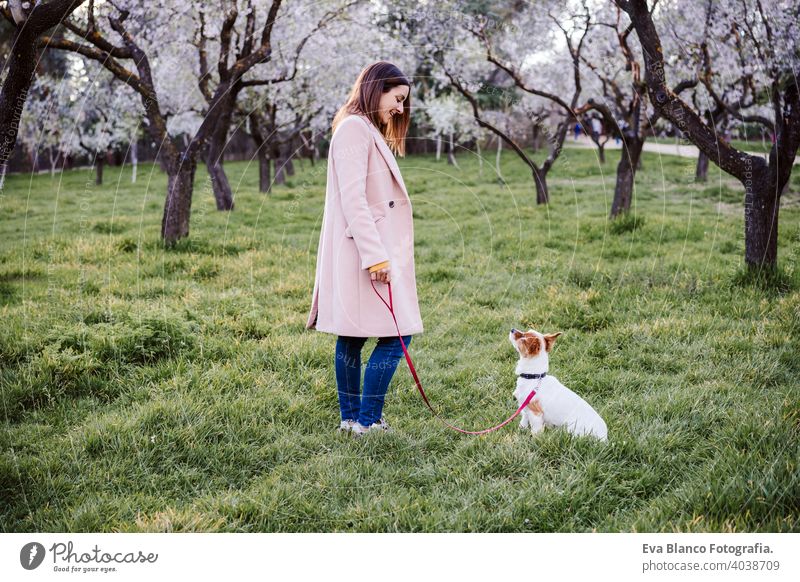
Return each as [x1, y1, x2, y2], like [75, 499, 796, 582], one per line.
[334, 334, 412, 426]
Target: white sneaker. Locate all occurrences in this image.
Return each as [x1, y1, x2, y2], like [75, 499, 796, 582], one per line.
[338, 420, 357, 433]
[372, 417, 391, 432]
[350, 422, 369, 437]
[350, 418, 391, 437]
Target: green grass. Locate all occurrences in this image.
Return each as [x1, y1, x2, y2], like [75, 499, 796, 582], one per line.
[1, 147, 799, 532]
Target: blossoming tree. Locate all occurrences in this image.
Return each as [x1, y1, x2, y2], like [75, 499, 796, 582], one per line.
[616, 0, 800, 270]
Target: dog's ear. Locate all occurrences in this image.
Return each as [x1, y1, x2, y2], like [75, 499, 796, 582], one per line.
[543, 332, 562, 352]
[520, 336, 542, 357]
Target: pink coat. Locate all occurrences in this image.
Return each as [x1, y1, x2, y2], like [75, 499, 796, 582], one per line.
[305, 113, 424, 337]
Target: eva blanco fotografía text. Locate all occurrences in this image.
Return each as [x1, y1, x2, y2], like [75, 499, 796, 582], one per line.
[642, 542, 771, 556]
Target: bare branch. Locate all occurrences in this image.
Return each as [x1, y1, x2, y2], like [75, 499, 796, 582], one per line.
[259, 0, 281, 50]
[438, 58, 539, 174]
[196, 11, 213, 103]
[469, 24, 574, 115]
[27, 0, 86, 35]
[61, 14, 131, 58]
[39, 35, 148, 96]
[238, 0, 256, 59]
[241, 0, 359, 87]
[218, 3, 238, 81]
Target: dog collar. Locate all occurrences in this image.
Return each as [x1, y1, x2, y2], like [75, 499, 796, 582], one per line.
[518, 372, 547, 380]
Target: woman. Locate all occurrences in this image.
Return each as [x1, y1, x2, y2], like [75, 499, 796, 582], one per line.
[305, 61, 423, 437]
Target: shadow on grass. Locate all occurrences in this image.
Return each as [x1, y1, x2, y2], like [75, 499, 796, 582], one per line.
[731, 265, 797, 295]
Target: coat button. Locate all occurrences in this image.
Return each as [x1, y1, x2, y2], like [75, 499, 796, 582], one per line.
[389, 201, 395, 208]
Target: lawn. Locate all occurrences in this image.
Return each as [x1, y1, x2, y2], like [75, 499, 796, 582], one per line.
[1, 146, 799, 532]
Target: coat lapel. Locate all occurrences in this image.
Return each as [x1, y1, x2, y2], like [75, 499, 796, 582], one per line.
[358, 114, 409, 199]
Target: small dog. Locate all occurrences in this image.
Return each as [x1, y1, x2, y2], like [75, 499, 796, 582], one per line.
[509, 328, 607, 441]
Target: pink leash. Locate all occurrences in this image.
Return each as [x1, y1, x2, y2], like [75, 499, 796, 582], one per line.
[370, 279, 541, 435]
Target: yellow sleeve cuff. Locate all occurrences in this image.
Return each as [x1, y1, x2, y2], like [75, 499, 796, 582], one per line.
[368, 260, 390, 273]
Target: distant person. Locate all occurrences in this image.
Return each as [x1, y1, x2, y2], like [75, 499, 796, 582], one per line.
[574, 122, 581, 141]
[591, 117, 602, 141]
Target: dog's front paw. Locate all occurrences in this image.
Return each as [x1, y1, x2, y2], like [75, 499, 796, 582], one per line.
[519, 414, 530, 429]
[529, 421, 545, 436]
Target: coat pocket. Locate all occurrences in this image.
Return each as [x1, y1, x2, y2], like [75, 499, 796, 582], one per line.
[344, 214, 385, 238]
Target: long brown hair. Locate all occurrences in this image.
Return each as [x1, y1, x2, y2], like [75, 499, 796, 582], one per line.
[332, 61, 411, 157]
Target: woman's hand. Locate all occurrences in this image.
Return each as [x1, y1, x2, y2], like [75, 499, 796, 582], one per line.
[370, 265, 391, 283]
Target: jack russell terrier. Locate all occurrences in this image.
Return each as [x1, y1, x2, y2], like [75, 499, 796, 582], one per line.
[509, 328, 607, 441]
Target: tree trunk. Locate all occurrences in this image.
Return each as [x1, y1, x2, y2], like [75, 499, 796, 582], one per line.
[206, 156, 234, 210]
[598, 143, 606, 164]
[131, 140, 138, 183]
[274, 145, 287, 185]
[284, 142, 295, 176]
[495, 137, 503, 179]
[744, 173, 780, 268]
[247, 111, 273, 193]
[95, 155, 104, 185]
[533, 167, 549, 204]
[259, 152, 271, 193]
[611, 136, 644, 217]
[0, 29, 38, 188]
[531, 123, 542, 152]
[695, 151, 709, 182]
[204, 106, 235, 211]
[161, 158, 197, 245]
[300, 129, 316, 165]
[0, 0, 86, 186]
[447, 132, 459, 167]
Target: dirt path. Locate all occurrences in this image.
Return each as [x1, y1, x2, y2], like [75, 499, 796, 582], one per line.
[565, 136, 800, 165]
